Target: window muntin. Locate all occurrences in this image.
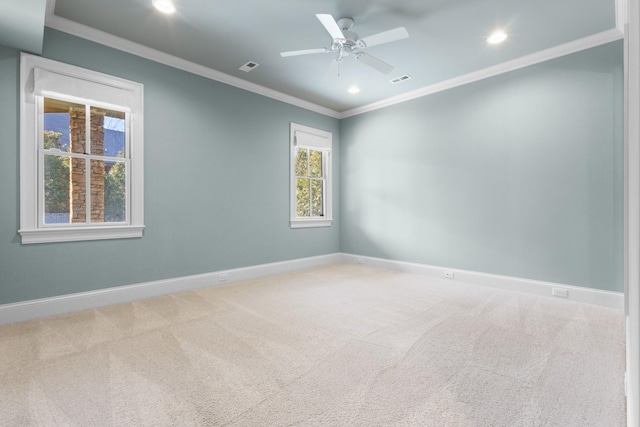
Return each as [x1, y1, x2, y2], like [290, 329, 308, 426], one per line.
[20, 53, 144, 244]
[290, 123, 332, 228]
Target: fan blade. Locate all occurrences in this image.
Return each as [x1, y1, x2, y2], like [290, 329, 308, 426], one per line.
[280, 48, 329, 57]
[358, 27, 409, 48]
[316, 14, 345, 40]
[356, 52, 394, 74]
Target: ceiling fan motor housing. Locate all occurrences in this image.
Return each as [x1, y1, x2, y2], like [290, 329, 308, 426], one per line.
[337, 17, 354, 31]
[335, 19, 359, 56]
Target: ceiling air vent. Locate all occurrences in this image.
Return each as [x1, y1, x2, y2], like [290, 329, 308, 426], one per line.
[390, 74, 411, 84]
[239, 61, 259, 72]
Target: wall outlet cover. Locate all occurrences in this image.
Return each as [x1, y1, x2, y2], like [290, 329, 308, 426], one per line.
[552, 288, 568, 298]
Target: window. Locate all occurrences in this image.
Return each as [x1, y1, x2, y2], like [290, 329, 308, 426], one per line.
[290, 123, 332, 228]
[19, 54, 144, 244]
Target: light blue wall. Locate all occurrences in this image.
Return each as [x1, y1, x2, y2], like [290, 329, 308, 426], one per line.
[0, 29, 340, 304]
[340, 42, 624, 292]
[0, 30, 624, 304]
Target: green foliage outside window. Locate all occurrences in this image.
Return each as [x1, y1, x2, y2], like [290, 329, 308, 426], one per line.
[104, 161, 126, 222]
[295, 148, 308, 177]
[309, 150, 322, 178]
[43, 131, 70, 215]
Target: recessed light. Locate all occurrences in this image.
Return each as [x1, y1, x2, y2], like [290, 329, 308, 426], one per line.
[348, 86, 360, 94]
[153, 0, 176, 14]
[487, 30, 508, 45]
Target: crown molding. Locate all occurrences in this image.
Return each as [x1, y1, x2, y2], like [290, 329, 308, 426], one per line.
[44, 9, 341, 119]
[339, 28, 624, 119]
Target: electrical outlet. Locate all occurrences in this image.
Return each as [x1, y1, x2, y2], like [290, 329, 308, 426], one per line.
[443, 271, 454, 279]
[219, 272, 228, 283]
[552, 288, 568, 298]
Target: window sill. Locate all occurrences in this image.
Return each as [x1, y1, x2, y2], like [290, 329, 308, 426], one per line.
[19, 225, 145, 244]
[290, 218, 332, 229]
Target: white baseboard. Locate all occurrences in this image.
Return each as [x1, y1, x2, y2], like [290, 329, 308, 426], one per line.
[0, 252, 623, 326]
[340, 253, 624, 310]
[0, 253, 340, 326]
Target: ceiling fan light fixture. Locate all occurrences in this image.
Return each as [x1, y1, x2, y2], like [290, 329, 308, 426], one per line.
[152, 0, 176, 14]
[487, 30, 508, 45]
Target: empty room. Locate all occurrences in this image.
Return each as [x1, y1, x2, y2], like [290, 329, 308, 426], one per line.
[1, 0, 639, 425]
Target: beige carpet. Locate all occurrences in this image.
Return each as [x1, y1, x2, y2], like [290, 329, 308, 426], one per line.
[0, 264, 626, 426]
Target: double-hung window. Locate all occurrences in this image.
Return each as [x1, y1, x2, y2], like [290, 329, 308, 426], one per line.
[19, 54, 144, 244]
[290, 123, 332, 228]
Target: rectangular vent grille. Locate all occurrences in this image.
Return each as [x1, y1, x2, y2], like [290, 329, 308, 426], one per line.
[390, 74, 411, 84]
[239, 61, 259, 72]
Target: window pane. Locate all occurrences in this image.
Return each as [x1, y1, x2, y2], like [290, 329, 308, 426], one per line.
[104, 160, 127, 222]
[89, 107, 105, 156]
[90, 159, 127, 223]
[69, 106, 87, 155]
[69, 157, 87, 223]
[295, 148, 308, 177]
[44, 154, 71, 224]
[311, 179, 324, 217]
[92, 107, 126, 158]
[310, 150, 323, 178]
[90, 159, 105, 222]
[296, 178, 310, 217]
[43, 98, 83, 152]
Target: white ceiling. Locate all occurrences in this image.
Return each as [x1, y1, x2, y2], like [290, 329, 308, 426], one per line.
[2, 0, 623, 116]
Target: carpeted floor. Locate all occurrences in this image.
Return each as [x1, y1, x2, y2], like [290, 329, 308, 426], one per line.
[0, 264, 626, 426]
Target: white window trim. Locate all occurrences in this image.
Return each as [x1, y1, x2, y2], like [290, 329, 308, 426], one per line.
[19, 53, 144, 244]
[290, 122, 333, 229]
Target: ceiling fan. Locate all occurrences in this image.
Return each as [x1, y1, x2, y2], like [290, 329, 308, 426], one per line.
[280, 14, 409, 76]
